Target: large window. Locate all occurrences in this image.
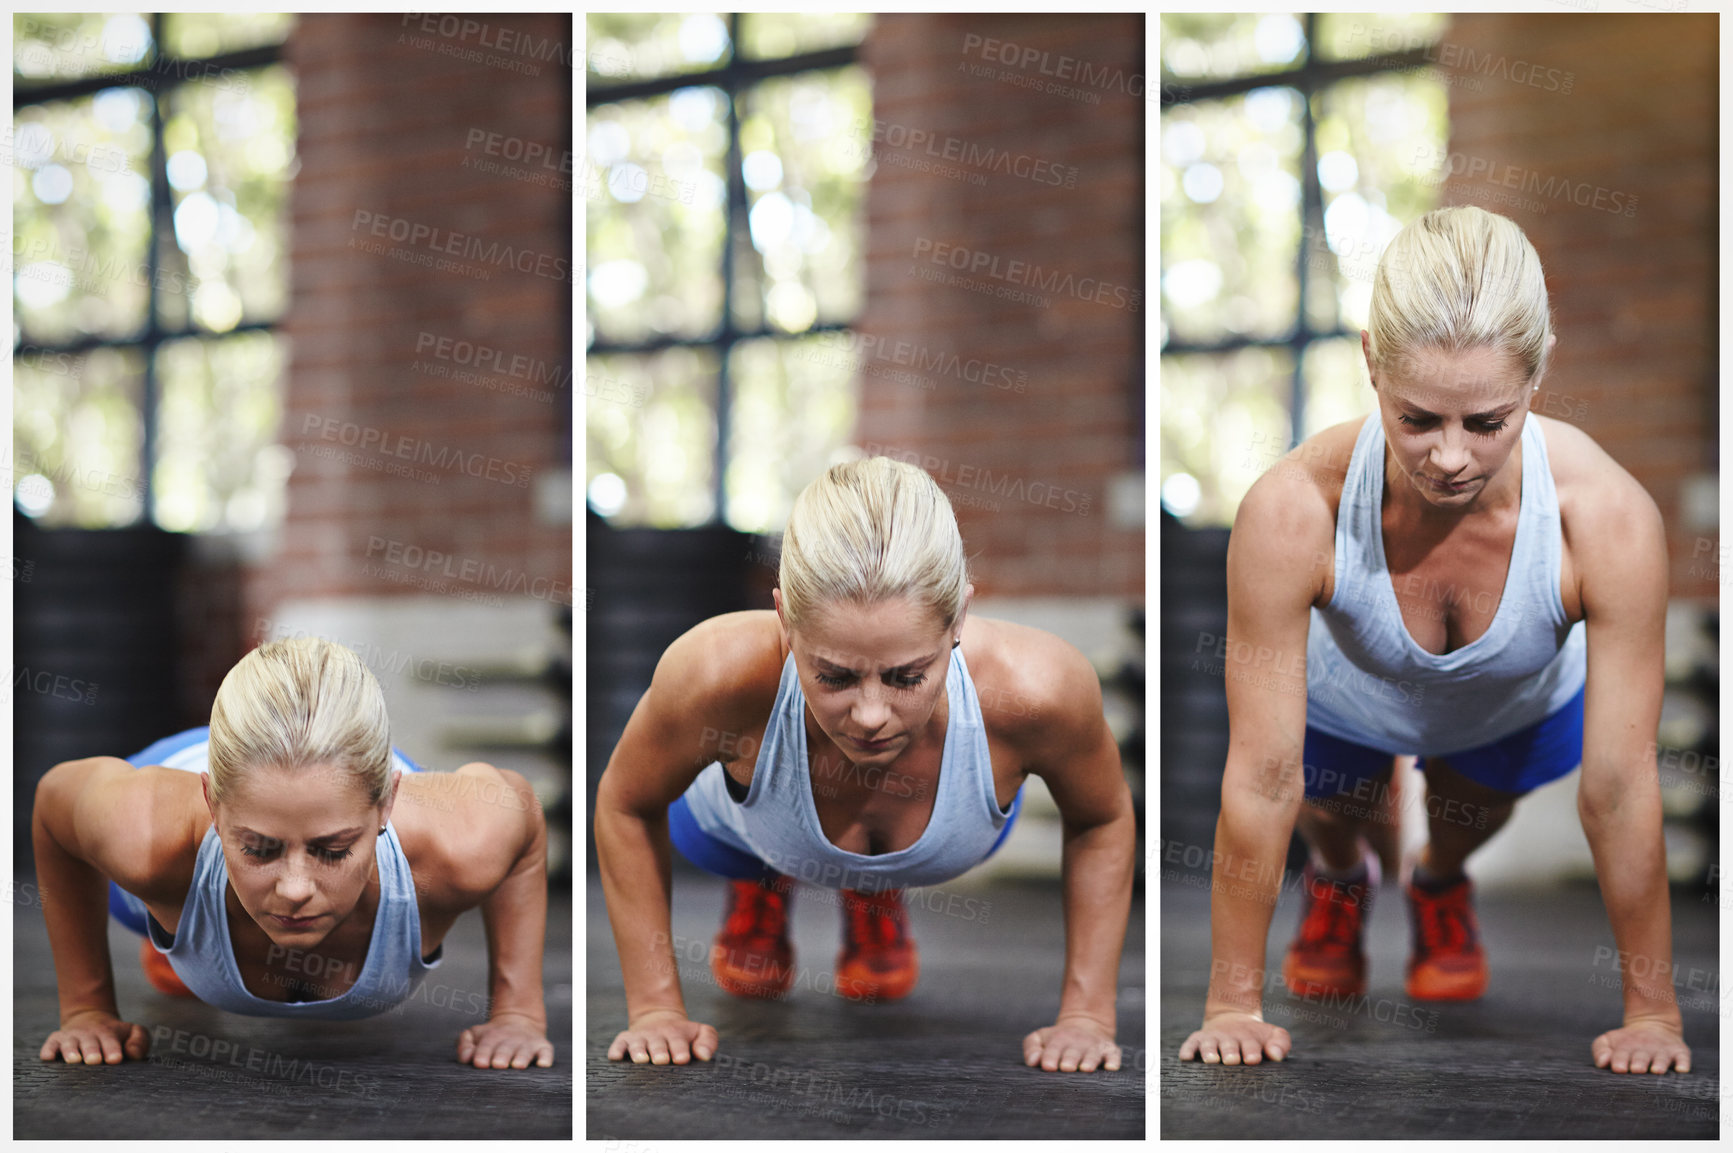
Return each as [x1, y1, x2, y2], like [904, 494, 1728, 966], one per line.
[1159, 13, 1447, 525]
[585, 12, 871, 531]
[13, 12, 296, 532]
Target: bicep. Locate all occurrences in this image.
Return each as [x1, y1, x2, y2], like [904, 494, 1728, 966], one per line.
[1579, 499, 1667, 790]
[1023, 651, 1130, 831]
[1219, 488, 1323, 808]
[595, 631, 746, 820]
[40, 759, 193, 896]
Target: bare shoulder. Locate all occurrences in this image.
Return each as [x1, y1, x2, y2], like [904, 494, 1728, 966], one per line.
[52, 760, 206, 903]
[1229, 417, 1360, 604]
[961, 616, 1103, 746]
[649, 610, 786, 724]
[1535, 414, 1664, 550]
[395, 763, 541, 904]
[1534, 413, 1666, 605]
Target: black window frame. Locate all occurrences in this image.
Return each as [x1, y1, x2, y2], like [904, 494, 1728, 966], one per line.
[1159, 13, 1437, 446]
[12, 13, 287, 526]
[585, 12, 864, 524]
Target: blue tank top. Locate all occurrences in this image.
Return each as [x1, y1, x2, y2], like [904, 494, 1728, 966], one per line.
[120, 729, 441, 1020]
[681, 646, 1014, 890]
[1305, 414, 1586, 755]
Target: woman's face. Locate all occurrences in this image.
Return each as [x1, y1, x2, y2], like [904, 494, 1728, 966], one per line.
[776, 593, 961, 767]
[1364, 336, 1534, 510]
[204, 764, 396, 947]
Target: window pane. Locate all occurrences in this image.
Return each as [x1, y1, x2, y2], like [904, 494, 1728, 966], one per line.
[1313, 13, 1447, 62]
[157, 67, 296, 334]
[1308, 72, 1447, 337]
[161, 12, 293, 59]
[724, 336, 857, 532]
[735, 67, 872, 335]
[14, 13, 154, 89]
[1159, 347, 1293, 527]
[12, 346, 146, 527]
[153, 331, 289, 532]
[586, 13, 730, 86]
[586, 89, 727, 345]
[739, 13, 870, 59]
[13, 91, 155, 344]
[586, 349, 719, 526]
[1161, 13, 1306, 82]
[1301, 337, 1368, 441]
[1161, 88, 1303, 345]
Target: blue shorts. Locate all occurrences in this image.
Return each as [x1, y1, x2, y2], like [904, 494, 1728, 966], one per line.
[667, 786, 1025, 884]
[1303, 685, 1586, 800]
[108, 727, 424, 936]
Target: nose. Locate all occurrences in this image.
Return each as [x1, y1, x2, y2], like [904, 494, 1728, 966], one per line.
[1429, 424, 1472, 477]
[850, 686, 892, 734]
[275, 861, 317, 906]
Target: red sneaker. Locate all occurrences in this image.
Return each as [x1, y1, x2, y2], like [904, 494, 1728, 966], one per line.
[140, 937, 196, 998]
[1405, 872, 1487, 1001]
[1282, 853, 1378, 998]
[836, 888, 918, 1001]
[710, 876, 795, 999]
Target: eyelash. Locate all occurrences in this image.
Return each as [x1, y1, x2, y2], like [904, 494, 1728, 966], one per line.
[1398, 414, 1507, 434]
[240, 845, 354, 864]
[816, 673, 928, 689]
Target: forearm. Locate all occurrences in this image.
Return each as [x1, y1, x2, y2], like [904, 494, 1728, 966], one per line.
[1056, 804, 1136, 1025]
[32, 789, 120, 1022]
[1581, 775, 1679, 1023]
[593, 801, 687, 1020]
[1204, 790, 1298, 1018]
[480, 788, 549, 1026]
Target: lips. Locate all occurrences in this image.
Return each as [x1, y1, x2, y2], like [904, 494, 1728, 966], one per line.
[272, 914, 323, 930]
[1426, 475, 1473, 491]
[849, 735, 896, 752]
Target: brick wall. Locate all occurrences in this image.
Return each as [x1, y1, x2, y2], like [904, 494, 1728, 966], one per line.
[1440, 13, 1716, 599]
[856, 14, 1144, 601]
[245, 13, 573, 625]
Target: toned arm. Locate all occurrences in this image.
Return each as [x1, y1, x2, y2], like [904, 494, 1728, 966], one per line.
[1179, 459, 1333, 1065]
[1002, 625, 1136, 1072]
[594, 611, 781, 1065]
[33, 758, 201, 1063]
[1571, 465, 1689, 1073]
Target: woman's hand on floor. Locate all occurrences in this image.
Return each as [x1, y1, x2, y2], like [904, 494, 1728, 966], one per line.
[1023, 1012, 1121, 1072]
[1178, 1010, 1291, 1066]
[608, 1008, 718, 1066]
[1592, 1016, 1690, 1074]
[459, 1010, 555, 1069]
[40, 1009, 149, 1065]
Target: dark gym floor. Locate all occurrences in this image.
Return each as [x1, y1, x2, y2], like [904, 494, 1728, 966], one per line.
[587, 868, 1146, 1139]
[1161, 874, 1719, 1138]
[14, 881, 573, 1139]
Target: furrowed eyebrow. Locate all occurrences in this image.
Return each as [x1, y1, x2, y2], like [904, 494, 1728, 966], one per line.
[236, 827, 364, 844]
[815, 653, 940, 674]
[1401, 402, 1517, 420]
